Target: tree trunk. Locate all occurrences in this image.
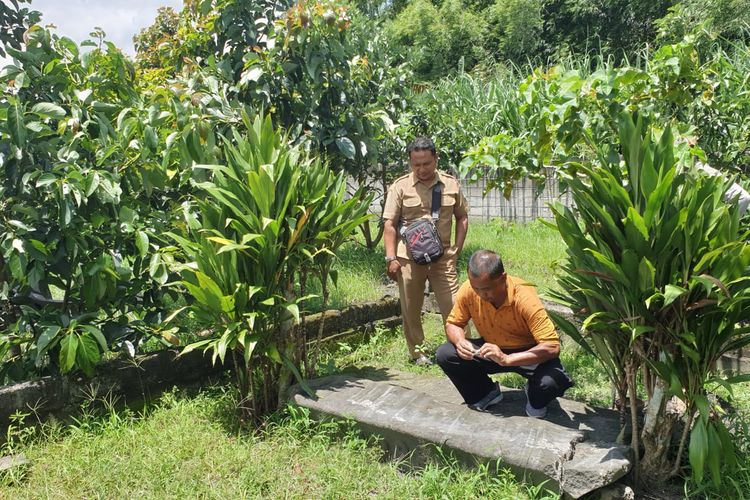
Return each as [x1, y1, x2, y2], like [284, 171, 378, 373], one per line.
[640, 378, 678, 486]
[360, 219, 374, 248]
[627, 365, 641, 485]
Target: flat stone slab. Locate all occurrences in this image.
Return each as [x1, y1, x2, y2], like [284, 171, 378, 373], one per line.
[290, 370, 631, 498]
[0, 453, 28, 471]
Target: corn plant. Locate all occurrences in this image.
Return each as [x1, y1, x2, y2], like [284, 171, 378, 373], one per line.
[168, 114, 371, 423]
[549, 112, 750, 488]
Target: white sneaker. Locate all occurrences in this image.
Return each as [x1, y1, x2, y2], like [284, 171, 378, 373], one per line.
[524, 384, 548, 419]
[413, 354, 433, 366]
[468, 383, 503, 411]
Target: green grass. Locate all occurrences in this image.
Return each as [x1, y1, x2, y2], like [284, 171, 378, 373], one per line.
[455, 218, 567, 293]
[3, 216, 748, 498]
[0, 386, 556, 499]
[304, 217, 567, 313]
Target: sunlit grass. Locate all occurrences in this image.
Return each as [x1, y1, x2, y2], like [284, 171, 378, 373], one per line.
[303, 217, 567, 313]
[0, 385, 556, 499]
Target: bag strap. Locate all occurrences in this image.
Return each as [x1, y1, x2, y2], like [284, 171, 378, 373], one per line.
[431, 182, 442, 221]
[399, 182, 443, 238]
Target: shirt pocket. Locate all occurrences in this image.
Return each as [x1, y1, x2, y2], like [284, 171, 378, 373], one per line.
[402, 195, 425, 220]
[440, 190, 458, 217]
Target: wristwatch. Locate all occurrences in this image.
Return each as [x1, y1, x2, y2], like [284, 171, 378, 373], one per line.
[385, 256, 398, 263]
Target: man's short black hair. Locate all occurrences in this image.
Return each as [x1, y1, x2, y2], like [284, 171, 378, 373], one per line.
[407, 137, 436, 156]
[468, 250, 505, 279]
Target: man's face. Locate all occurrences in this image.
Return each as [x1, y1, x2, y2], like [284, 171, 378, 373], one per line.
[468, 272, 508, 307]
[409, 149, 437, 183]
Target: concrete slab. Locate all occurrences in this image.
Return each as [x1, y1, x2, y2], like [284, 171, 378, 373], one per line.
[290, 370, 632, 499]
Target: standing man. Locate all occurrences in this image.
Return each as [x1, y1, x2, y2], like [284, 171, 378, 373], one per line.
[436, 250, 573, 417]
[383, 137, 469, 365]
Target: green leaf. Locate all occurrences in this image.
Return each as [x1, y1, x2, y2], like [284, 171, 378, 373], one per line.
[163, 306, 188, 324]
[8, 98, 26, 147]
[335, 137, 356, 159]
[663, 285, 687, 307]
[179, 338, 215, 357]
[81, 325, 108, 352]
[241, 66, 264, 84]
[76, 332, 102, 377]
[59, 334, 79, 373]
[285, 303, 300, 323]
[266, 344, 282, 364]
[36, 173, 58, 187]
[706, 424, 722, 487]
[637, 257, 655, 293]
[144, 125, 158, 152]
[36, 325, 61, 357]
[149, 253, 168, 285]
[726, 374, 750, 384]
[135, 231, 149, 257]
[281, 352, 315, 398]
[689, 419, 708, 484]
[31, 102, 66, 119]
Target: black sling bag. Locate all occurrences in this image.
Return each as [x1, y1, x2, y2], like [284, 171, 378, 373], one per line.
[399, 183, 445, 265]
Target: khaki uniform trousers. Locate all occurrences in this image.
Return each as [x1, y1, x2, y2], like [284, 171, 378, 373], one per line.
[396, 255, 459, 359]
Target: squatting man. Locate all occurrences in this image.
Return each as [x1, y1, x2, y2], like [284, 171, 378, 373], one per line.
[436, 249, 574, 417]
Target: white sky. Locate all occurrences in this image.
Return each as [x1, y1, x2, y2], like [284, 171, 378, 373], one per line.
[4, 0, 184, 60]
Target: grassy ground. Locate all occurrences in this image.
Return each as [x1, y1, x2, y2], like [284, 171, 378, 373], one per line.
[309, 218, 566, 311]
[0, 385, 556, 499]
[4, 318, 748, 499]
[2, 218, 748, 498]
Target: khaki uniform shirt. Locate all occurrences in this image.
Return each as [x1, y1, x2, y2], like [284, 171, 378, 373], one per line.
[447, 275, 560, 348]
[382, 171, 469, 260]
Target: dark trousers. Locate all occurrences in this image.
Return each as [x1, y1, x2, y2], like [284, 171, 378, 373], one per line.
[436, 339, 574, 408]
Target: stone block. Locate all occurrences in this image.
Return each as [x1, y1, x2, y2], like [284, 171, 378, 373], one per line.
[290, 370, 631, 499]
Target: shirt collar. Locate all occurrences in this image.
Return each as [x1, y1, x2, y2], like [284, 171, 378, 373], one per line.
[499, 275, 515, 308]
[410, 170, 441, 187]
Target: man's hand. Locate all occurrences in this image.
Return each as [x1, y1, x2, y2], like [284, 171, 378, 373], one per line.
[478, 342, 508, 365]
[454, 338, 476, 360]
[387, 260, 401, 281]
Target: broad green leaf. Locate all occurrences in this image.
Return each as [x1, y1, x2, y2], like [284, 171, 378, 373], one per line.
[144, 125, 158, 152]
[179, 338, 215, 357]
[81, 325, 108, 352]
[266, 344, 282, 364]
[31, 102, 66, 119]
[136, 231, 149, 257]
[689, 420, 708, 484]
[630, 325, 654, 341]
[36, 173, 57, 187]
[36, 325, 61, 356]
[637, 257, 655, 293]
[59, 334, 79, 373]
[163, 306, 188, 324]
[76, 332, 102, 377]
[241, 66, 263, 84]
[335, 137, 356, 159]
[662, 285, 687, 307]
[8, 98, 26, 147]
[706, 424, 722, 487]
[285, 303, 300, 323]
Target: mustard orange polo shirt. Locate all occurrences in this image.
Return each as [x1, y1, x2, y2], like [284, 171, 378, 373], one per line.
[446, 275, 560, 348]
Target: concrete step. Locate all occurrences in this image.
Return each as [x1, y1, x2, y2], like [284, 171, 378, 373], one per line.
[290, 370, 632, 499]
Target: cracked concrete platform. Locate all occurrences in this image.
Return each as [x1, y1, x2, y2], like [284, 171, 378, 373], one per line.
[290, 370, 632, 498]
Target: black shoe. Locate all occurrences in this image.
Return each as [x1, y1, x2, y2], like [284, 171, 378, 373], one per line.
[468, 383, 503, 411]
